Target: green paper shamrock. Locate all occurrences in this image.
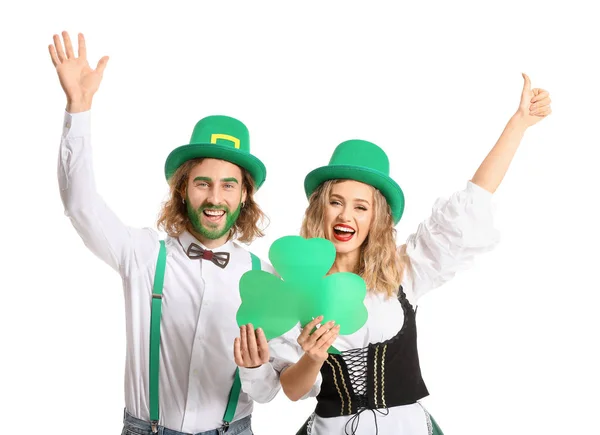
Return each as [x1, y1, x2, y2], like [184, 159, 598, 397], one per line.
[236, 236, 368, 344]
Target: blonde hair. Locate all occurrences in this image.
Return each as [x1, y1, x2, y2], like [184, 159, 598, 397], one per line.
[300, 179, 407, 297]
[157, 158, 268, 243]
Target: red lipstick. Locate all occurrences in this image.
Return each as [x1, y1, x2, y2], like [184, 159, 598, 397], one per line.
[333, 224, 355, 242]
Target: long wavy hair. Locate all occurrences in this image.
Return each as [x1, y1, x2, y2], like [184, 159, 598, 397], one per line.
[157, 158, 267, 243]
[300, 179, 407, 297]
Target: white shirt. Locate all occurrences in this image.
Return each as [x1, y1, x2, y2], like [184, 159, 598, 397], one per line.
[58, 111, 276, 433]
[240, 181, 500, 434]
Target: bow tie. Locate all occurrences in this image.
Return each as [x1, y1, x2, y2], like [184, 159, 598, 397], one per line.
[186, 242, 230, 269]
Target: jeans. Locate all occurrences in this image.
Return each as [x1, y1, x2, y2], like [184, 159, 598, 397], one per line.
[121, 410, 253, 435]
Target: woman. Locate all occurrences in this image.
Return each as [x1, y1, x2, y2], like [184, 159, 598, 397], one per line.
[234, 74, 552, 434]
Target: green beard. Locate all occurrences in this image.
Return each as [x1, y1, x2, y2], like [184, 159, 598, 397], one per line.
[186, 199, 242, 240]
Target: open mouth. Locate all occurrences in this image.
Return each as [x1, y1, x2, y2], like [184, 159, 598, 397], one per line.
[203, 209, 226, 223]
[333, 224, 356, 242]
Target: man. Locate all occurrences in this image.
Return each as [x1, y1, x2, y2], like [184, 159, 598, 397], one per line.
[50, 31, 277, 435]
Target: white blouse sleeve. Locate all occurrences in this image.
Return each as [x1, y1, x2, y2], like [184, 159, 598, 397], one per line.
[404, 181, 500, 300]
[271, 326, 323, 399]
[240, 325, 322, 401]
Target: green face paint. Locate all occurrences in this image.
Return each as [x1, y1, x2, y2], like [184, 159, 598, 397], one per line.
[221, 177, 239, 184]
[186, 194, 242, 240]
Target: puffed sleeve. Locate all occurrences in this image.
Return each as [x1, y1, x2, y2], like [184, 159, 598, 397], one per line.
[404, 181, 500, 300]
[240, 325, 322, 401]
[270, 326, 323, 399]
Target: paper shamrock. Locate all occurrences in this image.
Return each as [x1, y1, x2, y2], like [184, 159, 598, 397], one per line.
[236, 236, 368, 343]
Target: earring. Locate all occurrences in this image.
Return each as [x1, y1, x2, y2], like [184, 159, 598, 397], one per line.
[241, 202, 245, 208]
[182, 198, 186, 204]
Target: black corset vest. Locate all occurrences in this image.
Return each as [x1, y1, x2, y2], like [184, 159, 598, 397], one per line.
[315, 286, 429, 418]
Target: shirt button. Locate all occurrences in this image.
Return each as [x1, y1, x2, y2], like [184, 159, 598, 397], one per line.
[64, 121, 71, 129]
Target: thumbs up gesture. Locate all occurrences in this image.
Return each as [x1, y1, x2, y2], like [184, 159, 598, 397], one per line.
[517, 73, 552, 128]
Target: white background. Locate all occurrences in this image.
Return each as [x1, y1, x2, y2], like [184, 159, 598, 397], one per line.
[1, 1, 598, 434]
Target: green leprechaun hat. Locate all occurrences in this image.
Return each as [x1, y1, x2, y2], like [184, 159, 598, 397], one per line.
[164, 115, 266, 189]
[304, 139, 405, 224]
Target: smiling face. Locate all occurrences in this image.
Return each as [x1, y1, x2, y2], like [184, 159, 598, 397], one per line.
[322, 180, 375, 255]
[185, 158, 247, 246]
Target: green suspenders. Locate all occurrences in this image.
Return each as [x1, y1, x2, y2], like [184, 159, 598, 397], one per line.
[149, 240, 167, 432]
[149, 241, 261, 433]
